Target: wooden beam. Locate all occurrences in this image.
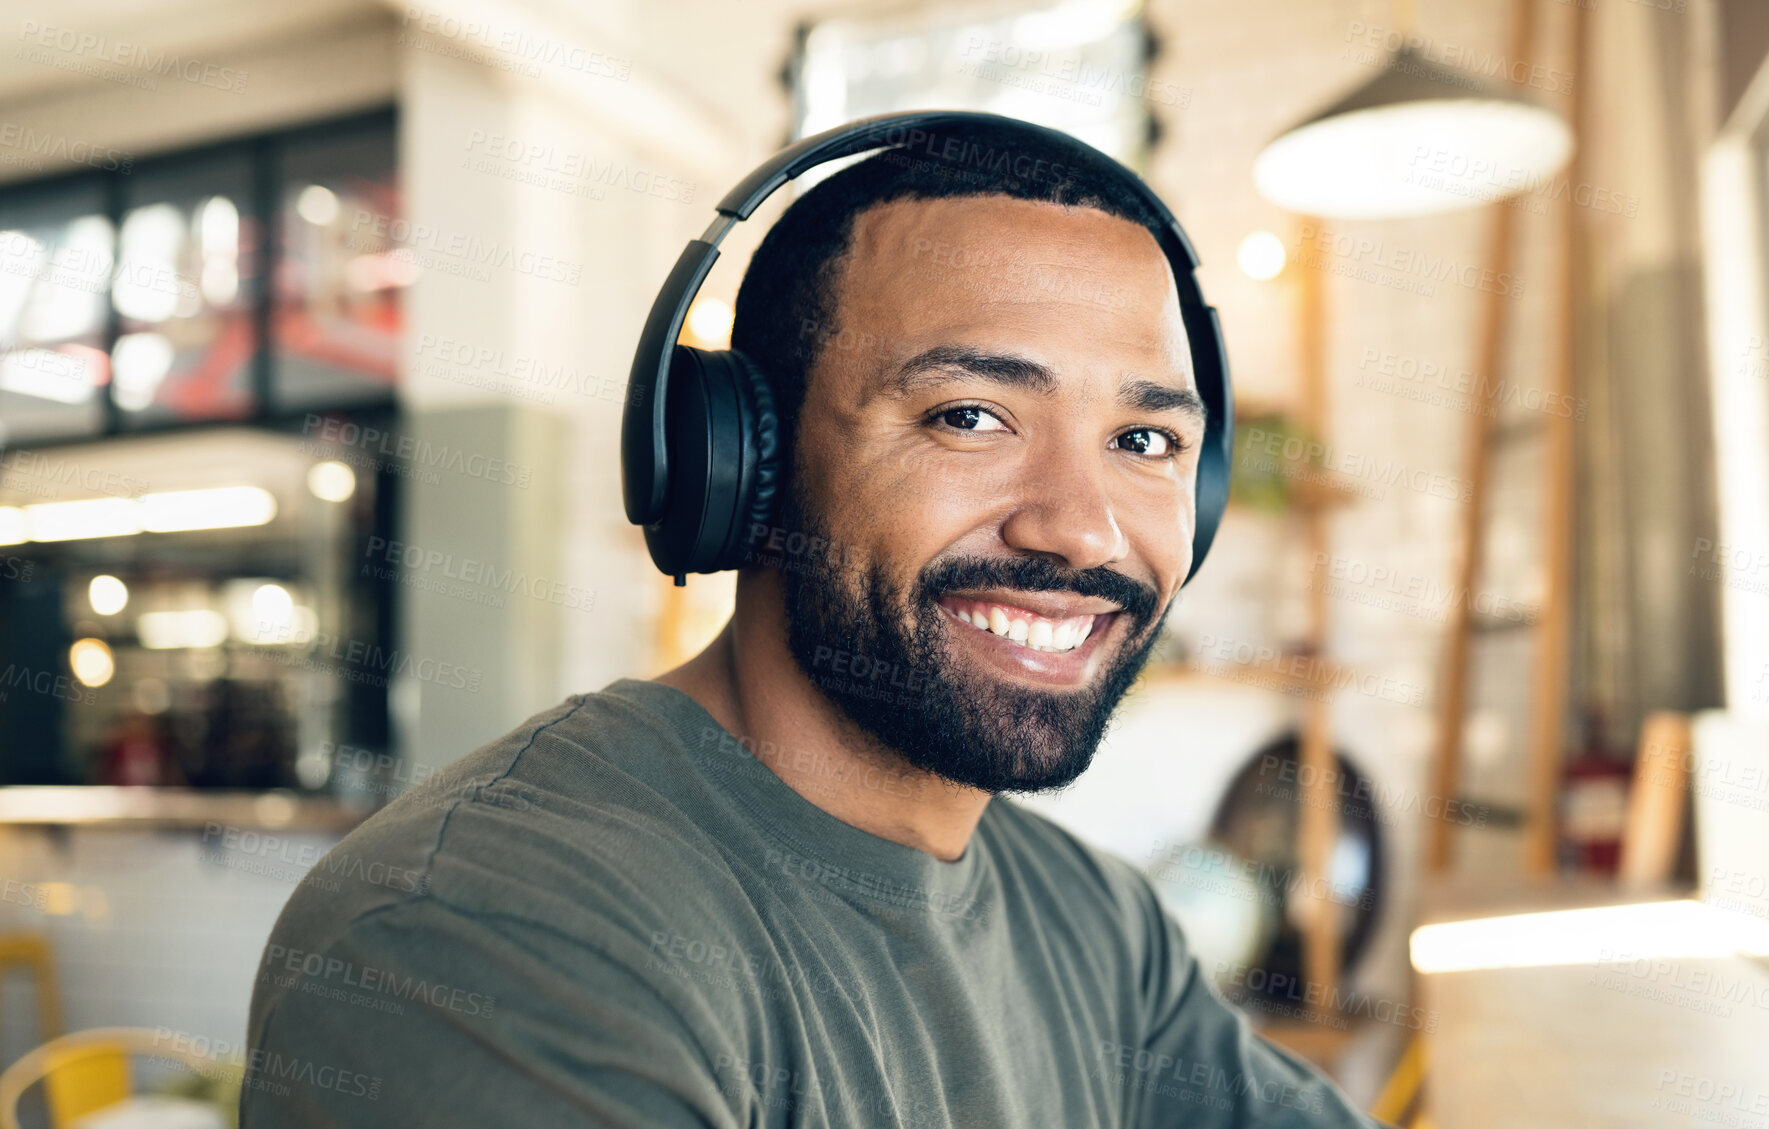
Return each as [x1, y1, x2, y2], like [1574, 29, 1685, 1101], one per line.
[1523, 0, 1589, 876]
[1293, 212, 1343, 1006]
[1426, 0, 1538, 874]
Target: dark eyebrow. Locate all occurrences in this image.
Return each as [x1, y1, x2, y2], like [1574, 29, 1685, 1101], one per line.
[879, 345, 1207, 426]
[1119, 377, 1207, 425]
[879, 345, 1057, 399]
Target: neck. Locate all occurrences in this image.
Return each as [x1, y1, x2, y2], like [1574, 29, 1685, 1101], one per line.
[653, 569, 988, 862]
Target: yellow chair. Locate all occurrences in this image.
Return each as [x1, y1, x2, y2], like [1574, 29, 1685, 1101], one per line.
[0, 1027, 224, 1129]
[0, 933, 64, 1046]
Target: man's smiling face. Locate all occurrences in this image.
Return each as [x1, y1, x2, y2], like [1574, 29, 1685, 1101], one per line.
[777, 194, 1204, 793]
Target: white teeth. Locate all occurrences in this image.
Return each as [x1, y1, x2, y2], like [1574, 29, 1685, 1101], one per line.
[951, 603, 1099, 653]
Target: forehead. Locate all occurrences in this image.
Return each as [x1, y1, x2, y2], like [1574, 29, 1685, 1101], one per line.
[828, 195, 1190, 383]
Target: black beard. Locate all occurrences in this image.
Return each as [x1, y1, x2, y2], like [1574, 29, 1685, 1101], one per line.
[776, 483, 1170, 794]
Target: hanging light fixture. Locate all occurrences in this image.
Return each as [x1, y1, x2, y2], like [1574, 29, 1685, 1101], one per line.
[1254, 44, 1573, 220]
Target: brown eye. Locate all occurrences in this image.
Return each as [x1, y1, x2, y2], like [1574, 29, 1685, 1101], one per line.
[938, 406, 1007, 432]
[1114, 428, 1176, 457]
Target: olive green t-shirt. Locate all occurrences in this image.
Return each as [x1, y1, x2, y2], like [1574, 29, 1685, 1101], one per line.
[242, 679, 1382, 1127]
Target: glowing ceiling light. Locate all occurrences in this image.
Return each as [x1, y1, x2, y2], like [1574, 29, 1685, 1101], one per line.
[297, 184, 341, 226]
[25, 497, 142, 541]
[137, 609, 229, 650]
[199, 196, 240, 306]
[1236, 232, 1287, 281]
[307, 460, 356, 502]
[0, 507, 24, 546]
[111, 332, 174, 412]
[1409, 899, 1769, 974]
[24, 216, 113, 341]
[252, 582, 293, 621]
[69, 638, 115, 688]
[1254, 47, 1573, 220]
[139, 486, 277, 532]
[0, 230, 42, 338]
[199, 196, 239, 256]
[114, 204, 186, 323]
[0, 348, 95, 404]
[88, 574, 129, 615]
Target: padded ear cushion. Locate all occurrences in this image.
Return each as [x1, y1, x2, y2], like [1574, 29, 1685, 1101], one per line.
[718, 348, 782, 570]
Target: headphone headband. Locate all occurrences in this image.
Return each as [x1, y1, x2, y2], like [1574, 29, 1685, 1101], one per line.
[622, 110, 1234, 584]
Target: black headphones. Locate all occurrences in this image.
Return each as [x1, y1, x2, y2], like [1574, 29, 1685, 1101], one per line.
[621, 110, 1233, 587]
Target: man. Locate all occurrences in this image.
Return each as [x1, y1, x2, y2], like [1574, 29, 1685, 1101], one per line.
[244, 120, 1385, 1127]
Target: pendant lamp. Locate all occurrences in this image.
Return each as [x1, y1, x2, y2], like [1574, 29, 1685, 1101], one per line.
[1253, 45, 1573, 220]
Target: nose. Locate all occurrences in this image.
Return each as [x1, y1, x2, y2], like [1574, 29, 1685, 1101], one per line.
[997, 443, 1130, 572]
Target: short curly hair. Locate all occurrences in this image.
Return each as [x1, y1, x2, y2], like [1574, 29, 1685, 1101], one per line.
[730, 120, 1165, 475]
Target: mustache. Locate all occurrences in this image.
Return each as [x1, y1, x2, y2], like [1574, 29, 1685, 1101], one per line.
[916, 555, 1161, 626]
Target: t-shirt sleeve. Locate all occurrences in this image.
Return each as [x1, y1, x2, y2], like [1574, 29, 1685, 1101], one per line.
[1119, 870, 1390, 1128]
[240, 896, 735, 1129]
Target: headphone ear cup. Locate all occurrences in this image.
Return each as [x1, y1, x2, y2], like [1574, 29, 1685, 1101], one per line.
[717, 348, 782, 570]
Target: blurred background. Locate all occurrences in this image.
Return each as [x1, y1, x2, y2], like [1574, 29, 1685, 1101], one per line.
[0, 0, 1765, 1125]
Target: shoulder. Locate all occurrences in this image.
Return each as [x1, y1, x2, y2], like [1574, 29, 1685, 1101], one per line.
[251, 685, 747, 1036]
